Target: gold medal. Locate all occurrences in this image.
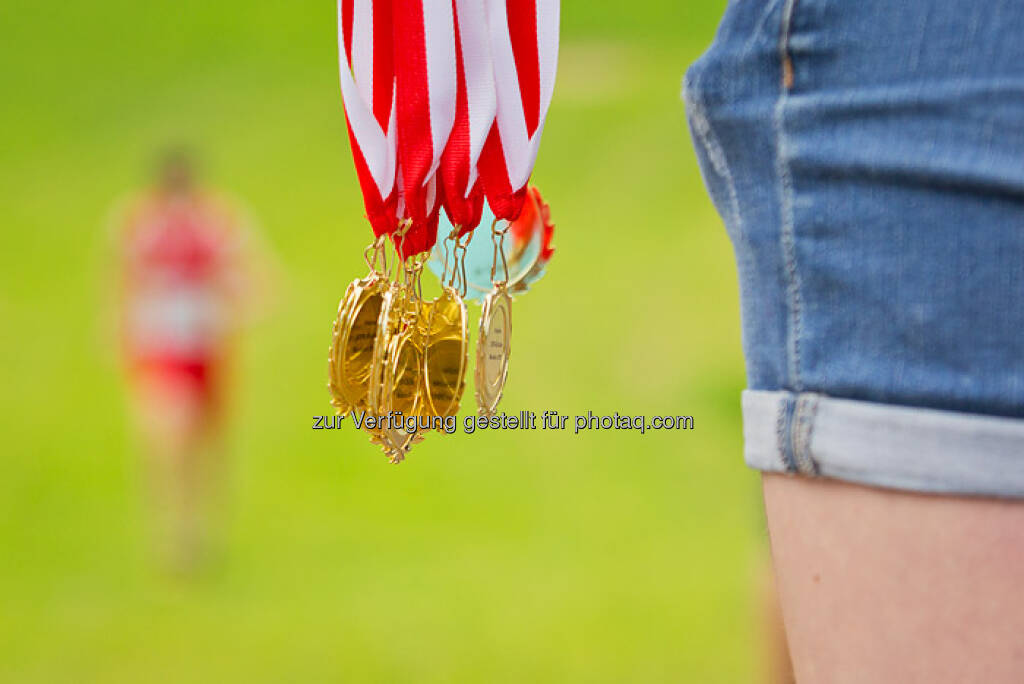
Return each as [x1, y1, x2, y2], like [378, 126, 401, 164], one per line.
[420, 229, 470, 424]
[328, 229, 423, 463]
[328, 236, 389, 417]
[423, 286, 469, 421]
[365, 281, 419, 462]
[327, 282, 358, 415]
[378, 255, 430, 462]
[475, 283, 512, 417]
[365, 230, 427, 462]
[475, 220, 513, 417]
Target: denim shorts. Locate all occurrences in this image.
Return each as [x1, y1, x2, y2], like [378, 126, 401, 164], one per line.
[683, 0, 1024, 497]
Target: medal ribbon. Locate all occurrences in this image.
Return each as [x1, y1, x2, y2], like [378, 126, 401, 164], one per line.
[438, 0, 497, 236]
[392, 0, 457, 259]
[477, 0, 560, 221]
[337, 1, 557, 247]
[338, 0, 398, 238]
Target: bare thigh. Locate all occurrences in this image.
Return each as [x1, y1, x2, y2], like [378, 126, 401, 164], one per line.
[763, 473, 1024, 684]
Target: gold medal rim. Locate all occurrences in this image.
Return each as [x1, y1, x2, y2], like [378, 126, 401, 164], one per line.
[331, 278, 420, 463]
[365, 283, 424, 461]
[474, 286, 512, 417]
[328, 275, 387, 416]
[328, 276, 370, 414]
[328, 283, 356, 414]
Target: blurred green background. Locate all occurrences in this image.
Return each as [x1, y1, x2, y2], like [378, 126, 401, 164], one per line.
[0, 0, 766, 681]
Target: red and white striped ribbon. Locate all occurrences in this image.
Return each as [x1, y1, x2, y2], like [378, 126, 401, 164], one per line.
[477, 0, 560, 222]
[338, 0, 399, 238]
[438, 0, 497, 235]
[338, 0, 558, 250]
[393, 0, 457, 257]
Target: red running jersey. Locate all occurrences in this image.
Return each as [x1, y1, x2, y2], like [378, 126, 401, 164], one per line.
[120, 193, 239, 365]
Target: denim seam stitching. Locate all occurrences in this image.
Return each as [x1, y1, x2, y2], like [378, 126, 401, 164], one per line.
[775, 394, 798, 472]
[792, 394, 808, 473]
[775, 0, 804, 392]
[682, 69, 743, 236]
[792, 393, 820, 475]
[804, 393, 820, 472]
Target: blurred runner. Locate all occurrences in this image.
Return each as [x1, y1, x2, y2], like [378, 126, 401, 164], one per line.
[113, 148, 265, 573]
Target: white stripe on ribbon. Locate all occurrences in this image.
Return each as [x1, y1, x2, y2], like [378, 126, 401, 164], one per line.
[351, 0, 374, 107]
[425, 175, 437, 213]
[394, 165, 437, 226]
[454, 0, 497, 194]
[337, 0, 396, 200]
[535, 0, 560, 121]
[421, 0, 458, 183]
[484, 0, 560, 192]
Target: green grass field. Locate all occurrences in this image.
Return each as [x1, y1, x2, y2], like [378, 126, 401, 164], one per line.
[0, 1, 768, 681]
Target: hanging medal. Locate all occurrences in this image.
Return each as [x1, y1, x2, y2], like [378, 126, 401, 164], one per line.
[422, 0, 497, 424]
[329, 0, 560, 460]
[329, 0, 398, 424]
[380, 0, 457, 461]
[360, 220, 415, 462]
[333, 1, 426, 462]
[473, 0, 560, 417]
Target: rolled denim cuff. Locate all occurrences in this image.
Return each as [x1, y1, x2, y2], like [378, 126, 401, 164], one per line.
[743, 390, 1024, 499]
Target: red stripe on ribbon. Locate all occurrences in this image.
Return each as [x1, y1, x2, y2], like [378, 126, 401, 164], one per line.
[371, 1, 394, 126]
[478, 124, 526, 221]
[507, 0, 540, 136]
[393, 0, 432, 225]
[341, 0, 354, 63]
[391, 0, 456, 258]
[438, 1, 484, 234]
